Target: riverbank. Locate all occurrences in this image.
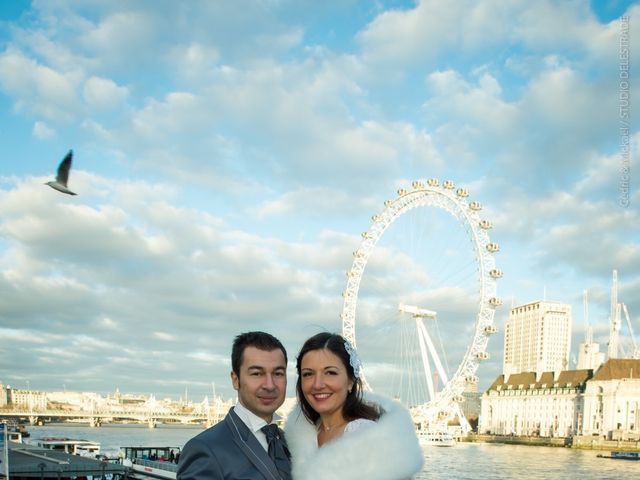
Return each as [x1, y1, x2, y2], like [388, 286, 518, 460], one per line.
[464, 433, 640, 452]
[26, 424, 640, 479]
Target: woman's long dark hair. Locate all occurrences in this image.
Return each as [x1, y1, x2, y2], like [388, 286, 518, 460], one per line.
[295, 332, 382, 425]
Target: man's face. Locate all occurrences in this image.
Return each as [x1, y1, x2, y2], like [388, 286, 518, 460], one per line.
[231, 346, 287, 422]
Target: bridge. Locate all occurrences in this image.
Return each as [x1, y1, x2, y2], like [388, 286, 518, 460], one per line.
[0, 406, 227, 428]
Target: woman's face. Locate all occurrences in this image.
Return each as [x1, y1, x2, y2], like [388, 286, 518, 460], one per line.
[300, 348, 354, 419]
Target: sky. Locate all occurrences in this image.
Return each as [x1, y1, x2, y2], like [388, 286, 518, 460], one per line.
[0, 0, 638, 405]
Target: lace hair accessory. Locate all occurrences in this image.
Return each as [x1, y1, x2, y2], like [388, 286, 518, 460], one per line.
[343, 338, 363, 379]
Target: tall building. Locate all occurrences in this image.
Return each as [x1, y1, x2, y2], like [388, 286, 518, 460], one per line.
[503, 300, 572, 377]
[576, 325, 605, 370]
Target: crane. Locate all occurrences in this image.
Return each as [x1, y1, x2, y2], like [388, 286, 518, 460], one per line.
[608, 270, 620, 359]
[621, 303, 640, 359]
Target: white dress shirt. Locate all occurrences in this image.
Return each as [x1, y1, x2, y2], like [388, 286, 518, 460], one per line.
[234, 401, 282, 452]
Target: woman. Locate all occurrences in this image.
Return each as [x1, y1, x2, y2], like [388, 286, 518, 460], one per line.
[284, 332, 423, 480]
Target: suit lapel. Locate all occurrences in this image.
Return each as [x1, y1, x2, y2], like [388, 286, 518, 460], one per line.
[226, 408, 282, 480]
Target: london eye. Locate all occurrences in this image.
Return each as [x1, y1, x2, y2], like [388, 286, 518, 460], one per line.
[341, 179, 502, 432]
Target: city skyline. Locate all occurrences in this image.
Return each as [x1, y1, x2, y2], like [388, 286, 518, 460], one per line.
[0, 1, 638, 401]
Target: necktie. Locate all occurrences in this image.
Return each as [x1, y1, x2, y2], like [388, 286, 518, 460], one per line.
[261, 423, 292, 480]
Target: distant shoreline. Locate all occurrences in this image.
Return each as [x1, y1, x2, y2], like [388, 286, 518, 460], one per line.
[27, 421, 205, 429]
[464, 433, 640, 452]
[24, 422, 640, 453]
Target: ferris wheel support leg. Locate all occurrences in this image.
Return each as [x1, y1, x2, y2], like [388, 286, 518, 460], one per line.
[453, 402, 471, 434]
[417, 318, 449, 384]
[417, 322, 435, 400]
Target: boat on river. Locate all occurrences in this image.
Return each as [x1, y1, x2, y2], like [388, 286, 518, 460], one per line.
[8, 422, 30, 438]
[419, 430, 456, 447]
[7, 429, 23, 443]
[31, 436, 101, 456]
[120, 446, 181, 479]
[597, 450, 640, 460]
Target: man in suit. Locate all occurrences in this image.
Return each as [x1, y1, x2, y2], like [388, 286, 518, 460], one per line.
[178, 331, 291, 480]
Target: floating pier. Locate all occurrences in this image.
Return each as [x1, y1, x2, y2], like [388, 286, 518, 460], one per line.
[5, 441, 129, 479]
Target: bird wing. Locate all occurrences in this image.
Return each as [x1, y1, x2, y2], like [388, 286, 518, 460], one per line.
[56, 150, 73, 186]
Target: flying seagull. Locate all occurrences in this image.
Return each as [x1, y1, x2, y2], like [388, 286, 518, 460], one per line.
[45, 149, 77, 195]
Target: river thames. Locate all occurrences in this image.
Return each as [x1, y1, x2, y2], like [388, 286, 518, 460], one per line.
[25, 424, 640, 479]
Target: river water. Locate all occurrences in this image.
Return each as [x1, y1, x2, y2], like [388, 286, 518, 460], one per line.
[25, 424, 640, 479]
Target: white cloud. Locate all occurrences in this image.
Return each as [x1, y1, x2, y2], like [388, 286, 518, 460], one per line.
[98, 317, 118, 330]
[83, 76, 128, 109]
[169, 42, 220, 85]
[358, 0, 604, 67]
[188, 351, 229, 364]
[251, 186, 371, 220]
[0, 49, 81, 120]
[32, 120, 56, 139]
[154, 332, 176, 341]
[79, 10, 160, 67]
[425, 70, 516, 130]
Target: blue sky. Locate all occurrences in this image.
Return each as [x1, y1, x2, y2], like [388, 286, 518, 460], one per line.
[0, 0, 638, 403]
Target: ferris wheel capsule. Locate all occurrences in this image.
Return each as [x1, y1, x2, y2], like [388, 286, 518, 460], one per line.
[484, 325, 498, 334]
[384, 200, 394, 207]
[488, 297, 503, 307]
[412, 180, 424, 189]
[476, 351, 490, 360]
[443, 180, 455, 189]
[372, 214, 382, 222]
[486, 243, 500, 253]
[489, 269, 503, 278]
[427, 178, 439, 186]
[397, 188, 408, 196]
[479, 220, 492, 229]
[456, 188, 468, 197]
[465, 375, 479, 384]
[469, 201, 482, 211]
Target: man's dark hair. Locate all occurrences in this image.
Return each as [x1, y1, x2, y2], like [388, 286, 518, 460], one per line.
[231, 331, 288, 377]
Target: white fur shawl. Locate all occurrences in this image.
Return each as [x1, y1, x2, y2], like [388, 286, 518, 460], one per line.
[283, 393, 424, 480]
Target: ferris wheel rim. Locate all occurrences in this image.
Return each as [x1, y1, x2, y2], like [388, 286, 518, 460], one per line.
[340, 179, 501, 411]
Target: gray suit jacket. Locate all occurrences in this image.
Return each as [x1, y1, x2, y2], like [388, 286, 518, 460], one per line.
[177, 407, 286, 480]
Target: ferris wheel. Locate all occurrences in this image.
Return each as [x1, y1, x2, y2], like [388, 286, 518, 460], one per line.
[341, 179, 502, 431]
